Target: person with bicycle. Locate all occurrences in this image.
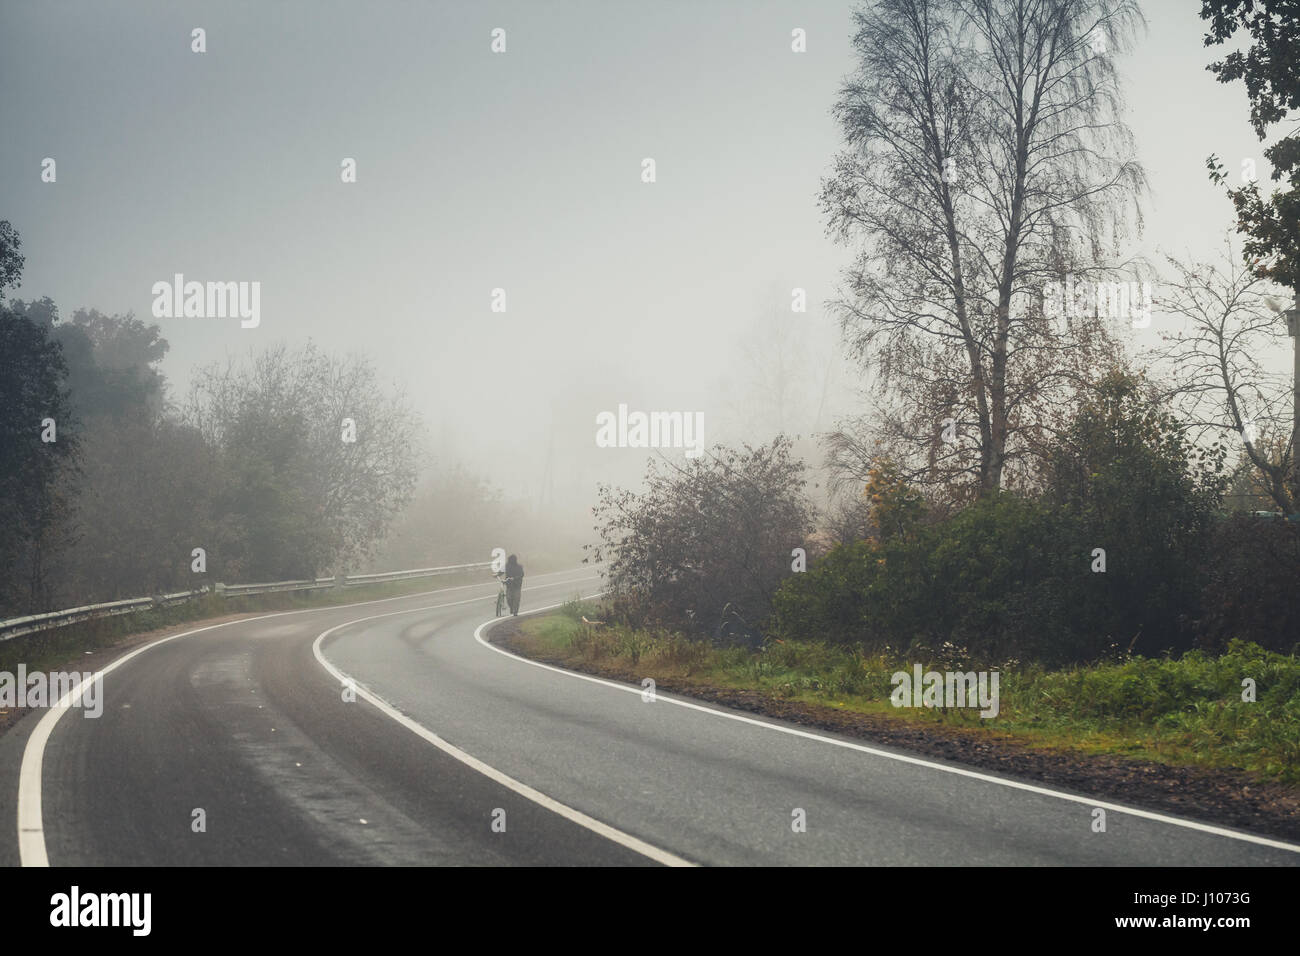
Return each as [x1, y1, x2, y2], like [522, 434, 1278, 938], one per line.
[498, 554, 524, 616]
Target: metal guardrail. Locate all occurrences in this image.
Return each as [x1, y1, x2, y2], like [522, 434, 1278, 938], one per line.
[340, 563, 492, 583]
[0, 561, 494, 643]
[216, 579, 336, 597]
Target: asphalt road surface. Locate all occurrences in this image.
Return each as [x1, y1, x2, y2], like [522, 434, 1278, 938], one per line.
[2, 569, 1297, 866]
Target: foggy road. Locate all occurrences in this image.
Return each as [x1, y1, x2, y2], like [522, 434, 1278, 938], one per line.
[3, 571, 1297, 867]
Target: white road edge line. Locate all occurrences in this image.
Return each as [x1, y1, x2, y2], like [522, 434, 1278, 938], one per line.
[16, 569, 594, 867]
[310, 592, 694, 868]
[475, 595, 1300, 857]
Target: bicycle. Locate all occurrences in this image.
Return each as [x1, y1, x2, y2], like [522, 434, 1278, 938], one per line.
[493, 571, 509, 617]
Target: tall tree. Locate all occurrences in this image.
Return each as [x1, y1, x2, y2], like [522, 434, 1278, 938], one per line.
[184, 344, 422, 580]
[719, 292, 822, 442]
[1155, 240, 1294, 512]
[0, 221, 23, 296]
[0, 233, 78, 612]
[6, 301, 171, 426]
[55, 308, 169, 424]
[1203, 0, 1300, 293]
[821, 0, 1144, 498]
[2, 301, 183, 606]
[44, 418, 218, 603]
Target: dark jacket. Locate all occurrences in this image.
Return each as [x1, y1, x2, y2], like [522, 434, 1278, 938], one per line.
[504, 557, 524, 587]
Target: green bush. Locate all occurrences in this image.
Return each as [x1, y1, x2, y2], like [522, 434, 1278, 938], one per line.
[774, 372, 1229, 666]
[1196, 515, 1300, 654]
[774, 494, 1091, 665]
[1040, 370, 1224, 657]
[588, 437, 815, 639]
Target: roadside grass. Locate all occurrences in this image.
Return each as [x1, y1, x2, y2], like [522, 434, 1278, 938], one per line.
[522, 601, 1300, 785]
[0, 571, 491, 675]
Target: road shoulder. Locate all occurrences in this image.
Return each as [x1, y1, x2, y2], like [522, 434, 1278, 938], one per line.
[489, 615, 1300, 846]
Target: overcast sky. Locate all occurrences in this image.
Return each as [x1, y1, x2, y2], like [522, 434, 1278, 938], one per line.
[0, 0, 1281, 504]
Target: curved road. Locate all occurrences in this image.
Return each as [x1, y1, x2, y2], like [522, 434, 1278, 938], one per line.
[3, 569, 1297, 866]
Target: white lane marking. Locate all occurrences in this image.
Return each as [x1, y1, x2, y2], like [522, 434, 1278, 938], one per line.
[311, 595, 695, 868]
[16, 569, 593, 867]
[475, 603, 1300, 857]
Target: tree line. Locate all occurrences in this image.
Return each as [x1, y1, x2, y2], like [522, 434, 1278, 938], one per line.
[0, 223, 540, 618]
[588, 0, 1300, 664]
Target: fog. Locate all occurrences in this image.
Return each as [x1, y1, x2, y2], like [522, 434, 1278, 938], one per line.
[0, 0, 1286, 576]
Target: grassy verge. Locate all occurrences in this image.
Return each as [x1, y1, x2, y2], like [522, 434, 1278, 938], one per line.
[0, 571, 489, 676]
[519, 600, 1300, 786]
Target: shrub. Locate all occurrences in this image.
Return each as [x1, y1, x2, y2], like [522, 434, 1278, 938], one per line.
[587, 436, 815, 639]
[1041, 370, 1226, 656]
[774, 494, 1089, 665]
[1196, 515, 1300, 653]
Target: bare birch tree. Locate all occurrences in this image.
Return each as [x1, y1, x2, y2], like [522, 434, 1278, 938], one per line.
[1155, 240, 1295, 513]
[821, 0, 1146, 497]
